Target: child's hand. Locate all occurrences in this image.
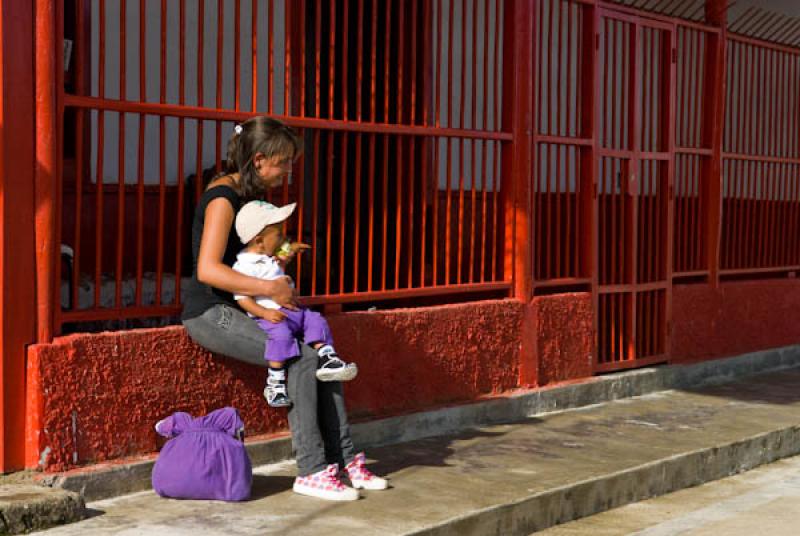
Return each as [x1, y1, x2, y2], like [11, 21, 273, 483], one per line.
[260, 309, 286, 323]
[276, 242, 311, 265]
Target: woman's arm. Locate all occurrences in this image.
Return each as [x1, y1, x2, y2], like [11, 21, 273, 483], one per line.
[197, 198, 297, 309]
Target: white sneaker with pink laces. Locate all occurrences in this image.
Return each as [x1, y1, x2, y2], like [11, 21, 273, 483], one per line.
[293, 464, 359, 501]
[344, 452, 389, 490]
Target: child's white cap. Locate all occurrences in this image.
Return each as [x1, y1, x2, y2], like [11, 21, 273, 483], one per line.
[235, 200, 296, 244]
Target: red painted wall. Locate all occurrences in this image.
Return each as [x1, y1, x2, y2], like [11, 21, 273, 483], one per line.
[531, 293, 593, 386]
[25, 280, 800, 472]
[671, 280, 800, 362]
[26, 299, 524, 472]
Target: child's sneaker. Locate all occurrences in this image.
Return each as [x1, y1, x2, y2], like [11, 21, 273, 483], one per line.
[315, 345, 358, 382]
[292, 464, 359, 501]
[343, 452, 389, 490]
[263, 376, 292, 408]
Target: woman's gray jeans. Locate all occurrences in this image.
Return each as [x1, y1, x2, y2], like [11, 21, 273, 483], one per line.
[183, 304, 355, 476]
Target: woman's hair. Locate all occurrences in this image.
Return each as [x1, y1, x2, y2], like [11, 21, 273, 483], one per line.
[223, 116, 303, 201]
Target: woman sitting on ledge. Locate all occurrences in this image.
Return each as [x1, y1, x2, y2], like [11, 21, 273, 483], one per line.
[181, 116, 387, 501]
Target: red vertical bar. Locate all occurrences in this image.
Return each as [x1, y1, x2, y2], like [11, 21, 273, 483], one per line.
[251, 0, 257, 111]
[234, 0, 241, 110]
[353, 133, 362, 291]
[397, 0, 404, 123]
[409, 137, 417, 287]
[311, 130, 320, 295]
[116, 0, 127, 309]
[315, 0, 321, 117]
[494, 0, 501, 133]
[285, 0, 292, 114]
[548, 0, 555, 136]
[357, 0, 364, 122]
[603, 18, 610, 148]
[423, 0, 431, 126]
[735, 160, 744, 269]
[492, 138, 501, 282]
[457, 137, 465, 284]
[735, 42, 743, 154]
[385, 0, 392, 123]
[295, 129, 306, 286]
[446, 0, 453, 129]
[566, 1, 574, 137]
[70, 0, 86, 311]
[215, 0, 223, 172]
[395, 136, 404, 289]
[342, 0, 349, 120]
[746, 161, 756, 268]
[95, 0, 106, 308]
[445, 137, 452, 284]
[554, 5, 563, 278]
[301, 0, 307, 116]
[739, 148, 747, 268]
[432, 135, 440, 285]
[368, 133, 376, 289]
[411, 0, 419, 125]
[329, 0, 335, 118]
[339, 133, 347, 293]
[72, 110, 84, 309]
[382, 134, 389, 289]
[194, 0, 205, 206]
[325, 131, 334, 293]
[175, 0, 187, 305]
[690, 29, 700, 148]
[156, 0, 167, 306]
[371, 0, 378, 122]
[269, 0, 275, 113]
[421, 134, 429, 286]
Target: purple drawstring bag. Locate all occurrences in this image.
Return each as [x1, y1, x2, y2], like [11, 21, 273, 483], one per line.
[152, 407, 252, 501]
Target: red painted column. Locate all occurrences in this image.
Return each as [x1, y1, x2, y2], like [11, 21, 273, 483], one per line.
[35, 0, 59, 342]
[704, 0, 727, 287]
[502, 0, 535, 385]
[0, 0, 36, 473]
[502, 0, 534, 301]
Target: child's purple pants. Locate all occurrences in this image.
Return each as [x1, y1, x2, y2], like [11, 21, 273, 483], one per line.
[255, 307, 333, 363]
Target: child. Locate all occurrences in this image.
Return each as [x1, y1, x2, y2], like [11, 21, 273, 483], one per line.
[232, 200, 358, 407]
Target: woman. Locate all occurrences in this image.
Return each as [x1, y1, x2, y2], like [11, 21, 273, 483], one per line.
[181, 116, 387, 501]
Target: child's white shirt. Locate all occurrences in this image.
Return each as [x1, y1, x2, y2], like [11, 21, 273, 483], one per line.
[232, 251, 286, 312]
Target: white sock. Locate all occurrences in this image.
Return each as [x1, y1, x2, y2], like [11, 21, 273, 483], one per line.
[268, 368, 286, 381]
[317, 345, 336, 358]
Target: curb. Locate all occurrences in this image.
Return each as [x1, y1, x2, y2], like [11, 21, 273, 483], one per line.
[41, 344, 800, 502]
[0, 486, 84, 535]
[409, 426, 800, 535]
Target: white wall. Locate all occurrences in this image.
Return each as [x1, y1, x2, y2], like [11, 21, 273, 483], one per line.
[90, 0, 287, 185]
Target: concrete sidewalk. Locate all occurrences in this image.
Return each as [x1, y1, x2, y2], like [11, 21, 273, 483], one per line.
[34, 367, 800, 535]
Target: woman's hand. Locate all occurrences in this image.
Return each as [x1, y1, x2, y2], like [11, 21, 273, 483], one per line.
[263, 276, 298, 310]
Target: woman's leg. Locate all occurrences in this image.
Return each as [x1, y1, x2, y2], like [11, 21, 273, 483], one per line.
[285, 344, 328, 476]
[182, 304, 267, 367]
[317, 381, 356, 467]
[184, 306, 357, 474]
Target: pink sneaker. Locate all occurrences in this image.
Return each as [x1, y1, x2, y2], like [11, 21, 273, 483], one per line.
[293, 464, 359, 501]
[344, 452, 389, 490]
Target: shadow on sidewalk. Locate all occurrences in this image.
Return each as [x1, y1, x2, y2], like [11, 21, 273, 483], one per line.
[679, 368, 800, 406]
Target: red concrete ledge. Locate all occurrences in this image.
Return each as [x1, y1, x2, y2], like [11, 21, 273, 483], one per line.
[25, 299, 530, 472]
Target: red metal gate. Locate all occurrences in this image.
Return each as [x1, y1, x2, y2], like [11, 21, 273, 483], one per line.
[594, 9, 674, 372]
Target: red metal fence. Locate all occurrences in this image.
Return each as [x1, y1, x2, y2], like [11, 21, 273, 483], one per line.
[37, 0, 800, 372]
[55, 0, 511, 331]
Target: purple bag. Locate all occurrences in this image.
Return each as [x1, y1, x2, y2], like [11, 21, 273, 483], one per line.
[152, 407, 252, 501]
